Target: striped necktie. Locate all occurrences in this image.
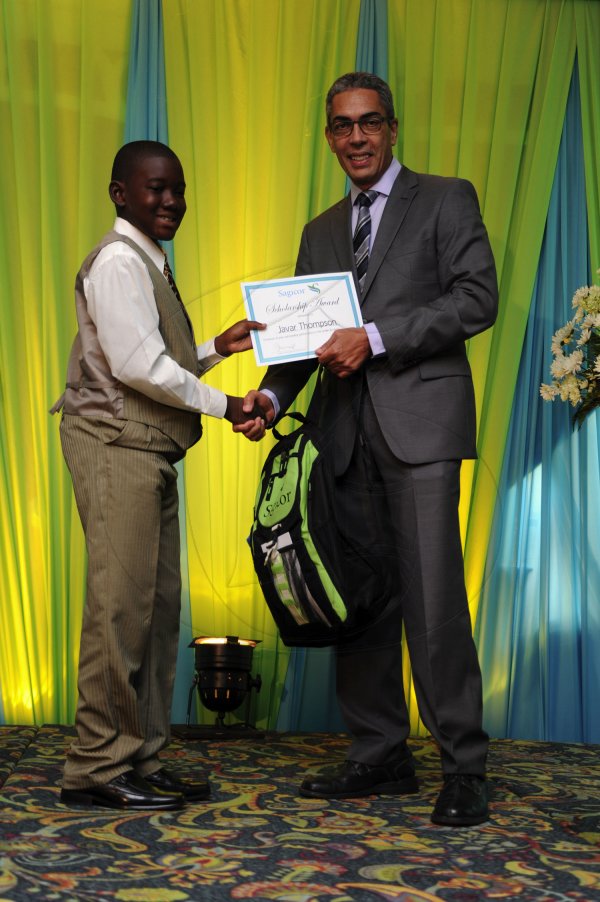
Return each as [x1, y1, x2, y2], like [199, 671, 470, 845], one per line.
[163, 255, 194, 337]
[353, 190, 378, 292]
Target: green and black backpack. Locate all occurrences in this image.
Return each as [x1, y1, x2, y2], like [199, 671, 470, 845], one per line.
[248, 413, 392, 647]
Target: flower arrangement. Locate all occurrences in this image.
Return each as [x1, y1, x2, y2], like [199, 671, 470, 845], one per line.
[540, 271, 600, 427]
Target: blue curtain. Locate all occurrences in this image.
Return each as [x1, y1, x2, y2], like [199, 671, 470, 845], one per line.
[124, 0, 167, 143]
[124, 0, 195, 722]
[355, 0, 388, 80]
[475, 65, 600, 743]
[276, 0, 388, 732]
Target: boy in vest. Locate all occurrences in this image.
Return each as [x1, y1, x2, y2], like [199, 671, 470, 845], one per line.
[53, 140, 266, 810]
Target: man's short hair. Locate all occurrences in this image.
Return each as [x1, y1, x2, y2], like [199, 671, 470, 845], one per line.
[326, 72, 396, 123]
[111, 140, 179, 182]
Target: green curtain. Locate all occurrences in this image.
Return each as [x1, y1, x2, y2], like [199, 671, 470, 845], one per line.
[0, 0, 132, 722]
[1, 0, 598, 732]
[575, 0, 600, 267]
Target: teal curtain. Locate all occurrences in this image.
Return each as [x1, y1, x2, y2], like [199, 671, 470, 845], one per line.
[124, 0, 194, 722]
[125, 0, 167, 142]
[355, 0, 388, 77]
[476, 66, 600, 742]
[276, 0, 388, 732]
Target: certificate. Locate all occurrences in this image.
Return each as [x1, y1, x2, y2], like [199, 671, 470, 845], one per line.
[241, 272, 362, 365]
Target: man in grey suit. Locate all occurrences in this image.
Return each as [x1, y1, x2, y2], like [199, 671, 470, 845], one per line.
[238, 72, 498, 826]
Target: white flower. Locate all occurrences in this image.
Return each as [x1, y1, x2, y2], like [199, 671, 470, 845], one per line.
[541, 276, 600, 424]
[577, 327, 591, 346]
[551, 322, 574, 354]
[540, 383, 558, 401]
[550, 348, 583, 378]
[580, 285, 600, 315]
[572, 286, 590, 307]
[558, 373, 582, 406]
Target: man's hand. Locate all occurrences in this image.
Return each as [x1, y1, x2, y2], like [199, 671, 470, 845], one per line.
[315, 327, 371, 377]
[231, 390, 275, 442]
[215, 320, 266, 356]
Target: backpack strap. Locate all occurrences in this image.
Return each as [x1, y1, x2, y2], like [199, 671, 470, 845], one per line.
[271, 366, 325, 440]
[272, 412, 306, 441]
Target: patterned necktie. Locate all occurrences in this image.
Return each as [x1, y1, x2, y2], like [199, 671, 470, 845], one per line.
[353, 190, 378, 292]
[163, 255, 194, 336]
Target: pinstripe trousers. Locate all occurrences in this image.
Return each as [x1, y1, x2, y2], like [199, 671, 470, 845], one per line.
[60, 414, 184, 789]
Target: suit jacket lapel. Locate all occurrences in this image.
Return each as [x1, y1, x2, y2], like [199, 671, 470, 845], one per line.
[328, 195, 354, 273]
[361, 166, 419, 299]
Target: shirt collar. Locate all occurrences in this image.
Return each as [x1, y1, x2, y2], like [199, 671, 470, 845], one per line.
[349, 157, 402, 205]
[114, 218, 166, 272]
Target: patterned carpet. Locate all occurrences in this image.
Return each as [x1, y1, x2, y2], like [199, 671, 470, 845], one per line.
[0, 726, 599, 901]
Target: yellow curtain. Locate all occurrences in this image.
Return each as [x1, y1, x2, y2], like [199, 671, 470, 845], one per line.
[2, 0, 594, 731]
[0, 0, 132, 722]
[162, 0, 361, 725]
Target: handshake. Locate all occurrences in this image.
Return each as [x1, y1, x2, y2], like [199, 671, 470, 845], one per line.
[215, 318, 274, 442]
[224, 391, 274, 442]
[217, 311, 370, 441]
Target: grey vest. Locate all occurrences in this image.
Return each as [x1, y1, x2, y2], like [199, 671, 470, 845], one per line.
[52, 232, 202, 451]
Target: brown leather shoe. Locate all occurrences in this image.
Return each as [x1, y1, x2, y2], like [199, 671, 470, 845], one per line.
[60, 771, 184, 810]
[144, 767, 211, 802]
[299, 755, 418, 799]
[431, 774, 489, 826]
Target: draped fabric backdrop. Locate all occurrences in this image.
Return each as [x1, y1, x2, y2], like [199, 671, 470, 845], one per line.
[0, 0, 132, 725]
[0, 0, 599, 741]
[122, 0, 195, 723]
[476, 67, 600, 743]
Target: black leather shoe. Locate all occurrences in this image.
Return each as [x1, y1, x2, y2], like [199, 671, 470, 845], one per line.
[60, 771, 184, 810]
[299, 756, 419, 799]
[144, 767, 211, 802]
[431, 774, 489, 826]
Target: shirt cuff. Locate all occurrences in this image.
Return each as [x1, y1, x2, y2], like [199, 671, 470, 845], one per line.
[364, 322, 386, 358]
[197, 338, 226, 374]
[260, 389, 280, 422]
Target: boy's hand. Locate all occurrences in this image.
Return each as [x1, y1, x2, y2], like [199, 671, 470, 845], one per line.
[224, 395, 267, 441]
[215, 320, 266, 356]
[230, 390, 275, 442]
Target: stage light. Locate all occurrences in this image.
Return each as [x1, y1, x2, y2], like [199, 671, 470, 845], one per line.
[174, 636, 263, 740]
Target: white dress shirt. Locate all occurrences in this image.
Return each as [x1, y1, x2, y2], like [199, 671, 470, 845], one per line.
[84, 218, 227, 418]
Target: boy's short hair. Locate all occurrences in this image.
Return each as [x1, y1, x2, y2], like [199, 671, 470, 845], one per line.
[111, 140, 180, 181]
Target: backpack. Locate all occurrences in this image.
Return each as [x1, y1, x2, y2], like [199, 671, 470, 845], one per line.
[248, 412, 393, 647]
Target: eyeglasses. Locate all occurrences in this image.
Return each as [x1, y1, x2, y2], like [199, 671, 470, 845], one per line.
[329, 114, 391, 139]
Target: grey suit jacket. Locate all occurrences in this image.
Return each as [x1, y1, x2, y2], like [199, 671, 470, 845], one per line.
[260, 165, 498, 473]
